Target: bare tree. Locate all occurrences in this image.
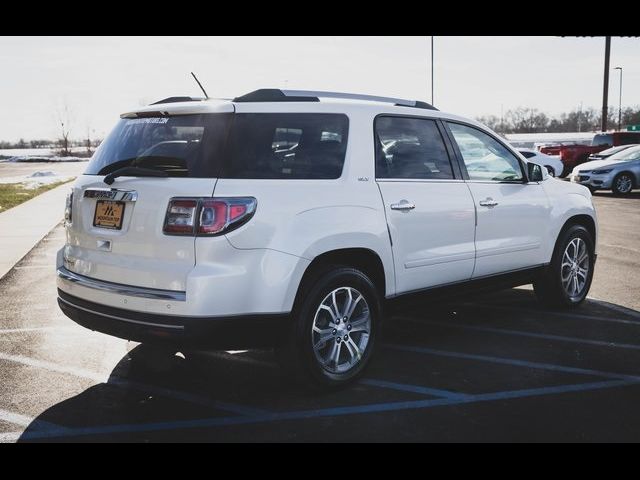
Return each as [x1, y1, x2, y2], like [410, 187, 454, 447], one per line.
[56, 103, 73, 156]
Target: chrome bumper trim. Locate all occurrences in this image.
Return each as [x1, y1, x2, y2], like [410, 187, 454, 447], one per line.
[57, 267, 186, 301]
[58, 296, 184, 330]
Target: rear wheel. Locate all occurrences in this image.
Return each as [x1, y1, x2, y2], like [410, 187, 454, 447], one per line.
[277, 266, 381, 391]
[544, 165, 555, 177]
[612, 172, 634, 195]
[534, 225, 595, 308]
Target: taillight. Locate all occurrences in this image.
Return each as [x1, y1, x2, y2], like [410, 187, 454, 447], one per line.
[163, 199, 199, 235]
[64, 190, 73, 225]
[163, 197, 256, 236]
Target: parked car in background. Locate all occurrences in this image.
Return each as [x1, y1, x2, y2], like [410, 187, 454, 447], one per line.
[56, 89, 598, 390]
[541, 131, 640, 177]
[517, 148, 564, 177]
[570, 145, 640, 195]
[587, 144, 638, 162]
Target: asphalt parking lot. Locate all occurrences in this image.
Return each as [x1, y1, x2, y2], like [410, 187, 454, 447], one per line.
[0, 191, 639, 442]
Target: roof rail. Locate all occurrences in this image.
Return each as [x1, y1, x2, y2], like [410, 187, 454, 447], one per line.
[150, 96, 205, 105]
[233, 89, 438, 110]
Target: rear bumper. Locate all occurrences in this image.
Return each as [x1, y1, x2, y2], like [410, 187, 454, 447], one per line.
[57, 289, 291, 349]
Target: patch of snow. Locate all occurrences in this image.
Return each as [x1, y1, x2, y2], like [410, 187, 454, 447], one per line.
[29, 170, 57, 177]
[0, 173, 74, 189]
[7, 155, 87, 163]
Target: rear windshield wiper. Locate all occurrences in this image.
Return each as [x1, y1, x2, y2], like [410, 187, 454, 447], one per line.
[103, 167, 169, 185]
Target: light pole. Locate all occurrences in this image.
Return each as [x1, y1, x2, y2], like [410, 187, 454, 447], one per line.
[614, 66, 622, 131]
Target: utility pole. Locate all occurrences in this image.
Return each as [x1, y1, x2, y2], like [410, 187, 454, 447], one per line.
[601, 36, 611, 132]
[614, 66, 622, 131]
[578, 101, 583, 132]
[431, 36, 434, 106]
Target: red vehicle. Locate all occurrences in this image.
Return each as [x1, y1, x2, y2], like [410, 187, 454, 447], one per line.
[539, 131, 640, 177]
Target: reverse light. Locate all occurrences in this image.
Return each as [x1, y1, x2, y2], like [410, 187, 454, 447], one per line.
[163, 197, 256, 236]
[64, 190, 73, 225]
[163, 199, 199, 234]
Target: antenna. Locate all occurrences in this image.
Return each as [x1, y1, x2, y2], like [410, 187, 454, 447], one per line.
[190, 72, 209, 99]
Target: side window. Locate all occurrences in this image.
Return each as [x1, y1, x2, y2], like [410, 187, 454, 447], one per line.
[519, 151, 536, 159]
[223, 113, 349, 179]
[448, 122, 524, 182]
[375, 117, 454, 179]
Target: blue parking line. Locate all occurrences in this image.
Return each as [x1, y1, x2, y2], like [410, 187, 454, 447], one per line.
[108, 376, 269, 417]
[361, 379, 471, 400]
[383, 343, 640, 381]
[15, 377, 639, 441]
[399, 317, 640, 351]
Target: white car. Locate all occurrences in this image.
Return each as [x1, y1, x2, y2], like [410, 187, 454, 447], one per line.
[56, 89, 598, 389]
[517, 148, 565, 177]
[570, 145, 640, 195]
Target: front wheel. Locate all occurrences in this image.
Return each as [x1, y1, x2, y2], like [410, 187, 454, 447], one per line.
[612, 172, 634, 195]
[545, 165, 555, 177]
[277, 266, 381, 391]
[534, 225, 595, 308]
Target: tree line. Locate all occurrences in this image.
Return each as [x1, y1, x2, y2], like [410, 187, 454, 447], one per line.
[477, 106, 640, 134]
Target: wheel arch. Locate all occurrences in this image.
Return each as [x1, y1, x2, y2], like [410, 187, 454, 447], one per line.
[293, 248, 387, 309]
[558, 214, 597, 249]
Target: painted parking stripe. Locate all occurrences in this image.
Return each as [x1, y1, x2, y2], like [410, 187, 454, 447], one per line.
[14, 378, 639, 441]
[0, 409, 68, 434]
[587, 298, 640, 320]
[399, 317, 640, 351]
[0, 352, 269, 417]
[383, 343, 640, 381]
[0, 432, 23, 443]
[0, 352, 105, 382]
[0, 326, 69, 334]
[106, 377, 269, 417]
[461, 302, 640, 326]
[360, 379, 471, 399]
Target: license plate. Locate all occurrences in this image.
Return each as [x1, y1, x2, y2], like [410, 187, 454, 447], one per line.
[93, 200, 125, 230]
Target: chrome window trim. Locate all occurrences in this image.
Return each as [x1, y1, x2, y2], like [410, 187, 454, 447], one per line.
[57, 267, 186, 301]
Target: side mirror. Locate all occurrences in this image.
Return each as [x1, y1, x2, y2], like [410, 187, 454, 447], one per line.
[528, 162, 543, 182]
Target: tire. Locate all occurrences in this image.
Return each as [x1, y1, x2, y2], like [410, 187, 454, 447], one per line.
[533, 224, 595, 308]
[276, 266, 381, 391]
[544, 165, 555, 177]
[612, 172, 634, 195]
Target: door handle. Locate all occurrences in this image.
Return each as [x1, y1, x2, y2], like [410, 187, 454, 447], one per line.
[390, 200, 415, 211]
[479, 198, 499, 207]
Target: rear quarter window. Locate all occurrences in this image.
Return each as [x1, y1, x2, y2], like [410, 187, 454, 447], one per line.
[222, 113, 349, 179]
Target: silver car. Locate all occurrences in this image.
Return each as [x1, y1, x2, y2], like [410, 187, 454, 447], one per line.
[571, 145, 640, 195]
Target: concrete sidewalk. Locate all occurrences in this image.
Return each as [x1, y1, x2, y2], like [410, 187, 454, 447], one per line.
[0, 183, 71, 279]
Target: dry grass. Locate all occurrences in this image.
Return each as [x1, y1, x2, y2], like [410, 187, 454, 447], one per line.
[0, 180, 72, 213]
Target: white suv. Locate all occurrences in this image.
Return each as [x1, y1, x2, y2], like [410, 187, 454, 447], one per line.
[57, 89, 598, 389]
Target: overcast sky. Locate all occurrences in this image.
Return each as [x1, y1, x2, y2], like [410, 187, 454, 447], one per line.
[1, 36, 638, 141]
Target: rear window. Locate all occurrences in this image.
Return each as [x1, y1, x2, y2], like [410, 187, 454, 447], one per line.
[85, 114, 231, 177]
[592, 134, 613, 147]
[85, 113, 349, 180]
[222, 113, 349, 179]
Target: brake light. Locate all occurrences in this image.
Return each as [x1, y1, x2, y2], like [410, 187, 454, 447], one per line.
[163, 197, 256, 236]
